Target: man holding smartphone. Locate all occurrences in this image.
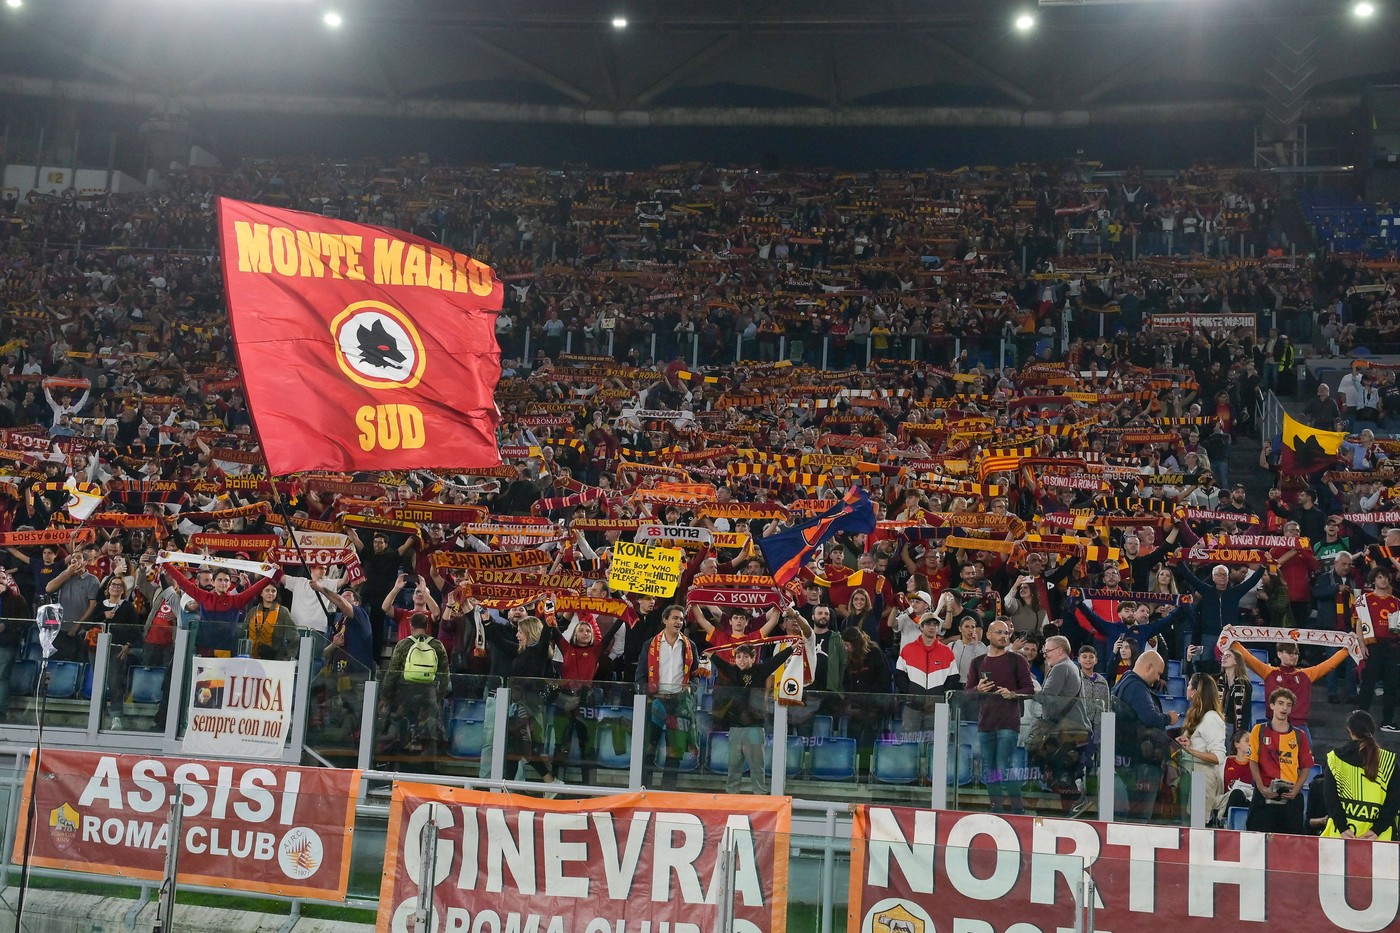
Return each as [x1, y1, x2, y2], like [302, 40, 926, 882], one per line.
[967, 620, 1035, 815]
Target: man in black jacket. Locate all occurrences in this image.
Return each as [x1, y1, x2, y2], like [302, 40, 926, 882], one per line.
[709, 642, 794, 795]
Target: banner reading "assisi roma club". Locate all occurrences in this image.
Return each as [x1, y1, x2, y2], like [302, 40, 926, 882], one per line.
[377, 784, 791, 933]
[217, 198, 504, 475]
[848, 805, 1400, 933]
[15, 750, 359, 901]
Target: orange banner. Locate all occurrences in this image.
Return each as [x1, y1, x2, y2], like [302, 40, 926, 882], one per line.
[377, 785, 790, 933]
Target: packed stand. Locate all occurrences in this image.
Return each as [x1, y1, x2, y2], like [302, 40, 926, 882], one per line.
[0, 157, 1397, 835]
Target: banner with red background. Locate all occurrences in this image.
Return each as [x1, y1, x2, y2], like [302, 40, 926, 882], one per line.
[376, 784, 791, 933]
[218, 198, 504, 475]
[13, 750, 360, 901]
[849, 805, 1399, 933]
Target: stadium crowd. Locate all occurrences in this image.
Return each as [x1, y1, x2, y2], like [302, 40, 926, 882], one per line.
[0, 155, 1397, 836]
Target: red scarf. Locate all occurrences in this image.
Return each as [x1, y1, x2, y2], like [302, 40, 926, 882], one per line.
[647, 632, 694, 694]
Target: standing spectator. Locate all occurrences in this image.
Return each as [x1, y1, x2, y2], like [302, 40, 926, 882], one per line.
[1246, 688, 1313, 834]
[967, 620, 1035, 815]
[96, 575, 141, 729]
[1034, 635, 1092, 814]
[948, 615, 989, 684]
[380, 611, 450, 772]
[242, 581, 297, 661]
[839, 626, 893, 772]
[1355, 566, 1400, 732]
[894, 615, 961, 739]
[1175, 673, 1228, 823]
[161, 563, 276, 657]
[44, 551, 100, 661]
[0, 570, 30, 722]
[1112, 650, 1179, 820]
[709, 642, 794, 795]
[319, 586, 376, 678]
[1319, 710, 1398, 839]
[1233, 641, 1348, 728]
[634, 605, 703, 790]
[1188, 643, 1253, 738]
[1176, 563, 1266, 665]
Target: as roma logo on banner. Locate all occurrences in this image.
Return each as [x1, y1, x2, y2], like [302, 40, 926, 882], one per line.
[377, 784, 792, 933]
[217, 198, 504, 475]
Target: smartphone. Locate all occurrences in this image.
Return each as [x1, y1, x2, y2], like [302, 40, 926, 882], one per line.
[980, 672, 993, 683]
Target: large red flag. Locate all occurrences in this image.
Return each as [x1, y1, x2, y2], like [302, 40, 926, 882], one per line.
[217, 198, 503, 474]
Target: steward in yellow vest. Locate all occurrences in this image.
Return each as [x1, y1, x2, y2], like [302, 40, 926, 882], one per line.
[1321, 711, 1399, 840]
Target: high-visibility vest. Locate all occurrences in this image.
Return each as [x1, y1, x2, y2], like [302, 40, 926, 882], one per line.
[1321, 746, 1397, 840]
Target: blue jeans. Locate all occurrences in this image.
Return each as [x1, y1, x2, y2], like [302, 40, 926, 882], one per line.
[979, 729, 1024, 813]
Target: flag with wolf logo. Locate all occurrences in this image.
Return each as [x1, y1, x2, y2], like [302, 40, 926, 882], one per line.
[218, 198, 503, 474]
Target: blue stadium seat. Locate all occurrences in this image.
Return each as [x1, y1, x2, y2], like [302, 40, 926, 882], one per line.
[762, 734, 804, 778]
[129, 666, 167, 704]
[707, 732, 734, 774]
[1166, 660, 1182, 679]
[812, 715, 834, 739]
[1227, 807, 1248, 831]
[81, 663, 95, 701]
[811, 737, 857, 781]
[873, 740, 920, 784]
[936, 742, 975, 786]
[1163, 695, 1190, 718]
[1166, 675, 1187, 698]
[448, 718, 485, 759]
[1250, 698, 1266, 724]
[654, 739, 698, 772]
[447, 698, 486, 722]
[9, 659, 38, 697]
[44, 661, 82, 699]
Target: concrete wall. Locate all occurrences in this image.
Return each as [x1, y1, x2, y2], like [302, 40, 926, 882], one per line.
[0, 887, 374, 933]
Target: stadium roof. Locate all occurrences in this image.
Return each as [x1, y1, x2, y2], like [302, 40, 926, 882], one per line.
[1, 0, 1398, 129]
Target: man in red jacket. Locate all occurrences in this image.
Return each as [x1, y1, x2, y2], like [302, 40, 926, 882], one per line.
[895, 615, 961, 740]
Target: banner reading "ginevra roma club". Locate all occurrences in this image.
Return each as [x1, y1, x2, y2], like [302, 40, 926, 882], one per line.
[377, 784, 792, 933]
[14, 750, 360, 900]
[848, 805, 1400, 933]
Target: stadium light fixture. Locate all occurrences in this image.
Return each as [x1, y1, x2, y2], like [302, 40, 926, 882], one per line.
[323, 9, 342, 27]
[1014, 12, 1036, 31]
[5, 0, 22, 10]
[1353, 1, 1376, 17]
[611, 15, 628, 29]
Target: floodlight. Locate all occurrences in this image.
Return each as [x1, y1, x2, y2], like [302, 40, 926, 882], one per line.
[612, 15, 628, 29]
[323, 10, 343, 27]
[1354, 1, 1376, 16]
[5, 0, 22, 10]
[1015, 12, 1036, 31]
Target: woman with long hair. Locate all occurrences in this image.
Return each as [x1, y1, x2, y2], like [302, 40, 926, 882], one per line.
[485, 615, 562, 793]
[1148, 565, 1180, 597]
[839, 588, 882, 647]
[840, 626, 893, 771]
[1002, 577, 1049, 640]
[1321, 710, 1399, 839]
[1110, 635, 1139, 684]
[96, 575, 142, 730]
[1176, 673, 1228, 821]
[1215, 645, 1253, 738]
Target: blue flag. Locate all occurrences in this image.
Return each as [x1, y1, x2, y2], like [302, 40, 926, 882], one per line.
[758, 487, 877, 585]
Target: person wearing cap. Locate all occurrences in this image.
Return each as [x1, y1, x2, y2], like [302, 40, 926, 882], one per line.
[892, 590, 934, 650]
[894, 613, 961, 740]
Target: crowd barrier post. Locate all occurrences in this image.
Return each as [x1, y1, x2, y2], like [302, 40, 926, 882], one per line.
[489, 685, 510, 783]
[628, 691, 648, 790]
[821, 337, 829, 371]
[649, 332, 657, 362]
[735, 331, 743, 365]
[413, 816, 441, 933]
[865, 339, 873, 369]
[769, 702, 790, 797]
[778, 336, 786, 361]
[0, 751, 20, 891]
[31, 128, 42, 193]
[819, 807, 839, 933]
[999, 337, 1008, 369]
[286, 635, 314, 760]
[161, 627, 191, 745]
[929, 701, 951, 811]
[1075, 872, 1096, 933]
[356, 678, 378, 784]
[607, 330, 615, 358]
[691, 333, 700, 371]
[910, 337, 918, 362]
[1097, 709, 1116, 822]
[714, 826, 738, 933]
[521, 329, 531, 364]
[565, 331, 573, 355]
[954, 338, 962, 360]
[1131, 233, 1138, 260]
[86, 629, 111, 740]
[153, 789, 184, 933]
[1239, 234, 1246, 257]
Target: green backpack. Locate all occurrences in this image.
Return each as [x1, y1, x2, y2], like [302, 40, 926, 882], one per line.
[403, 635, 439, 684]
